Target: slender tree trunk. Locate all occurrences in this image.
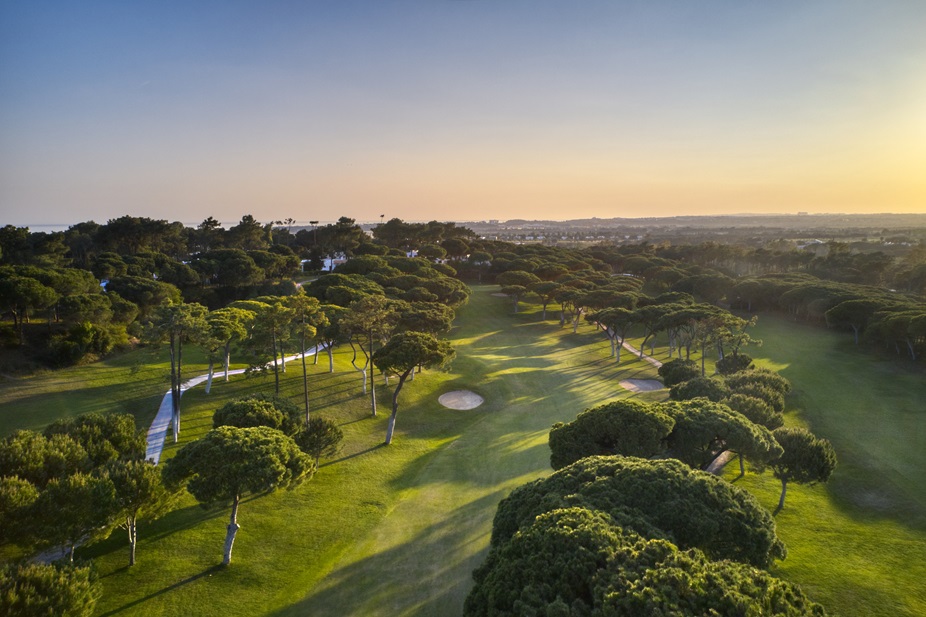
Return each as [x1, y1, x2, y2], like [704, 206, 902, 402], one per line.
[368, 333, 377, 417]
[384, 372, 410, 445]
[615, 337, 622, 363]
[69, 543, 76, 563]
[738, 454, 745, 478]
[205, 359, 214, 394]
[327, 346, 334, 373]
[541, 304, 547, 320]
[279, 339, 286, 373]
[271, 330, 280, 394]
[370, 361, 377, 417]
[170, 335, 180, 443]
[301, 331, 310, 426]
[776, 478, 788, 513]
[127, 515, 137, 566]
[223, 494, 241, 566]
[224, 341, 231, 381]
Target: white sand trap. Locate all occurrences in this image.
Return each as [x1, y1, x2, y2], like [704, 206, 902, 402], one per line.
[619, 379, 664, 393]
[439, 390, 485, 410]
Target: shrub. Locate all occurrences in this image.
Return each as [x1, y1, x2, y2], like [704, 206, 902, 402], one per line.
[658, 358, 700, 386]
[715, 353, 753, 375]
[669, 376, 730, 402]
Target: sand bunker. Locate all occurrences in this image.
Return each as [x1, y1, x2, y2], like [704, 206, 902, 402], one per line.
[439, 390, 485, 410]
[619, 379, 664, 393]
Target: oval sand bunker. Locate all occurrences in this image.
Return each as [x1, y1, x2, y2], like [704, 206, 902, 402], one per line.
[439, 390, 485, 410]
[619, 379, 664, 393]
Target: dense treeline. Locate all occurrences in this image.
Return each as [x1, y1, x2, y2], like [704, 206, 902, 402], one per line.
[0, 216, 473, 370]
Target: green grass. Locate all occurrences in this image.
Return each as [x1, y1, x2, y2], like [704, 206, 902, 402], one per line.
[0, 345, 211, 436]
[721, 314, 926, 617]
[2, 291, 925, 616]
[77, 287, 664, 616]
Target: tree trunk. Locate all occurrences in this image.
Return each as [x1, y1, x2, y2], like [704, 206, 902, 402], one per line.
[224, 341, 231, 382]
[271, 330, 280, 394]
[279, 340, 286, 373]
[370, 363, 377, 417]
[301, 332, 310, 426]
[776, 478, 788, 513]
[615, 338, 622, 364]
[541, 304, 547, 320]
[327, 347, 334, 373]
[127, 515, 137, 566]
[205, 359, 214, 394]
[175, 337, 182, 442]
[384, 372, 410, 445]
[738, 453, 745, 478]
[223, 494, 241, 566]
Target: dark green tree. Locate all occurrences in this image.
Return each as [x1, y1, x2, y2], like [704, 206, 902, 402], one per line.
[294, 416, 344, 465]
[107, 459, 172, 566]
[465, 507, 825, 617]
[548, 400, 674, 469]
[373, 331, 455, 444]
[163, 426, 314, 565]
[0, 561, 102, 617]
[771, 427, 838, 513]
[491, 455, 785, 568]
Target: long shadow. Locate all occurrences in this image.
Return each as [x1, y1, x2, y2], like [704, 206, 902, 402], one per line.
[321, 443, 386, 467]
[266, 490, 507, 617]
[94, 565, 223, 617]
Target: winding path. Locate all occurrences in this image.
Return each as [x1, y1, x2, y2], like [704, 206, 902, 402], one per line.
[145, 349, 320, 464]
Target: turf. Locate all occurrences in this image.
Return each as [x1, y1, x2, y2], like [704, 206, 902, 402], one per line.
[78, 287, 663, 616]
[2, 289, 924, 616]
[721, 314, 926, 617]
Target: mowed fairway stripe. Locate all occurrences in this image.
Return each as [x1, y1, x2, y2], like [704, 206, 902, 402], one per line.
[284, 286, 663, 616]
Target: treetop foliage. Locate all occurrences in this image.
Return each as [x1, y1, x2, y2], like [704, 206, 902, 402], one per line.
[466, 507, 825, 617]
[492, 455, 786, 568]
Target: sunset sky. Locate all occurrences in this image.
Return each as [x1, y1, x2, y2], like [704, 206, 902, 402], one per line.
[2, 1, 925, 227]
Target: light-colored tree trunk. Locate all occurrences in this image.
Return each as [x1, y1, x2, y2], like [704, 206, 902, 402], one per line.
[224, 341, 231, 382]
[223, 495, 241, 566]
[127, 515, 137, 566]
[301, 338, 310, 426]
[327, 347, 334, 373]
[384, 372, 410, 445]
[205, 360, 214, 394]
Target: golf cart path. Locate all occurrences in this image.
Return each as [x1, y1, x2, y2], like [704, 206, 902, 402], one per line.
[145, 349, 320, 464]
[620, 341, 663, 368]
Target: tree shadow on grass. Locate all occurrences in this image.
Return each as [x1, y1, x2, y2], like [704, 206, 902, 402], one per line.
[94, 565, 223, 617]
[266, 489, 507, 617]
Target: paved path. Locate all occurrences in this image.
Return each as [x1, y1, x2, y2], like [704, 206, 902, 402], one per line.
[145, 348, 320, 464]
[620, 341, 663, 368]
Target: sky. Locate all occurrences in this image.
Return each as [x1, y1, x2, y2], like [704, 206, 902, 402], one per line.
[2, 0, 926, 228]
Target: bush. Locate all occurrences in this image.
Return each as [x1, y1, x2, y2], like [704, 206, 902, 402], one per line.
[213, 394, 303, 436]
[466, 507, 826, 617]
[294, 416, 344, 465]
[728, 383, 786, 413]
[491, 456, 786, 568]
[724, 394, 784, 430]
[658, 358, 700, 386]
[669, 376, 730, 402]
[548, 400, 674, 469]
[715, 353, 753, 375]
[0, 561, 101, 617]
[725, 368, 792, 394]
